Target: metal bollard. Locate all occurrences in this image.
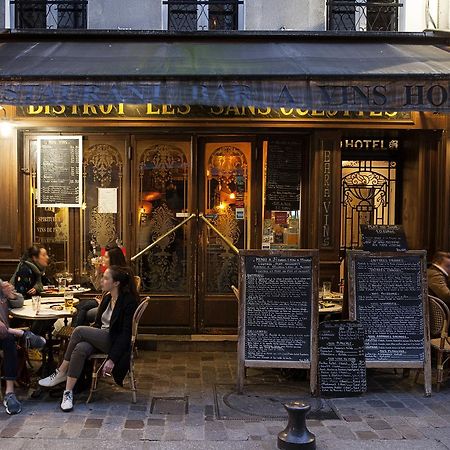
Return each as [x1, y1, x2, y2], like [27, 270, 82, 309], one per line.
[277, 401, 316, 450]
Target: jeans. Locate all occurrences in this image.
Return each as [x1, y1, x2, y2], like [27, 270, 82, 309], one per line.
[0, 334, 18, 381]
[64, 326, 110, 379]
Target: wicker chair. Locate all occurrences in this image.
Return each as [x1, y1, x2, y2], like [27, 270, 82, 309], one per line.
[416, 295, 450, 391]
[86, 296, 149, 403]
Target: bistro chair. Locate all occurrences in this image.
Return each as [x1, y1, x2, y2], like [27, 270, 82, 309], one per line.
[415, 295, 450, 392]
[86, 296, 150, 404]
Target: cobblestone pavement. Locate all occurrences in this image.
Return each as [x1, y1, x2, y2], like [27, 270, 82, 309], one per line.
[1, 351, 450, 449]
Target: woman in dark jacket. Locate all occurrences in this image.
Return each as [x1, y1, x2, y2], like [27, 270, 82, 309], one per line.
[10, 245, 50, 298]
[38, 265, 139, 412]
[73, 244, 128, 327]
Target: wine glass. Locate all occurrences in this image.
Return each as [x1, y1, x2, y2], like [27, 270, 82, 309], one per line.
[65, 273, 73, 286]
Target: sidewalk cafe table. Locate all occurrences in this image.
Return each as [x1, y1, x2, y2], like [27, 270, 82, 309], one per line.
[10, 297, 79, 377]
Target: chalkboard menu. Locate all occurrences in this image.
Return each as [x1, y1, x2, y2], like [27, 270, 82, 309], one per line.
[37, 136, 83, 207]
[244, 255, 312, 362]
[351, 253, 425, 362]
[265, 138, 303, 211]
[360, 225, 408, 252]
[319, 321, 367, 396]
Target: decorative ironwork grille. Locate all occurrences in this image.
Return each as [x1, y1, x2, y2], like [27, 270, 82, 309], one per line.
[341, 160, 397, 250]
[327, 1, 402, 31]
[12, 0, 87, 29]
[165, 0, 241, 31]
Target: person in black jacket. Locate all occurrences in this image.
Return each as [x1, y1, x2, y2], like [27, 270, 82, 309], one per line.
[10, 245, 50, 298]
[38, 265, 139, 412]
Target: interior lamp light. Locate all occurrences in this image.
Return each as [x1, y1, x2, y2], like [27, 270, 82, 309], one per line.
[0, 106, 13, 137]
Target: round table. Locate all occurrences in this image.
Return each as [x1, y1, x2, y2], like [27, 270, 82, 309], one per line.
[11, 297, 80, 320]
[10, 298, 79, 378]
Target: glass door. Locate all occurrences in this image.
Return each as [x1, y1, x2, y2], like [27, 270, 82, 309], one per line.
[197, 140, 253, 332]
[133, 137, 195, 332]
[132, 136, 254, 333]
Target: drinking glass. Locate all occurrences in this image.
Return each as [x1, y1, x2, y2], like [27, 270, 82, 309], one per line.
[64, 291, 74, 310]
[323, 281, 332, 297]
[31, 295, 41, 313]
[58, 278, 67, 293]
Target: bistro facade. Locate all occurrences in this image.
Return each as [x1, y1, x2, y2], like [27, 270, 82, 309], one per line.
[0, 31, 449, 335]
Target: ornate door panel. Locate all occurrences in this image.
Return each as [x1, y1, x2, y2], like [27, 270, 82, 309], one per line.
[133, 138, 194, 332]
[198, 140, 252, 333]
[81, 135, 129, 287]
[132, 137, 253, 333]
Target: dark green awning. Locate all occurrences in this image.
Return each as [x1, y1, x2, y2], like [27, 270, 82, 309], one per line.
[0, 31, 449, 111]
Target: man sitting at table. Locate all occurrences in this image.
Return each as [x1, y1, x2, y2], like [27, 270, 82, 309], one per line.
[428, 251, 450, 305]
[0, 280, 46, 415]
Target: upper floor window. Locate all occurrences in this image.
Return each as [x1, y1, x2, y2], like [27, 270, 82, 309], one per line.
[11, 0, 87, 29]
[327, 1, 402, 32]
[163, 0, 243, 31]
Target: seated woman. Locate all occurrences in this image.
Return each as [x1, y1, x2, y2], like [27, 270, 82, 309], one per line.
[73, 244, 128, 327]
[38, 265, 139, 412]
[10, 245, 54, 341]
[10, 245, 50, 298]
[0, 280, 46, 415]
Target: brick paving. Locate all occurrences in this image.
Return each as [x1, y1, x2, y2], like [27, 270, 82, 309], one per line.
[0, 351, 450, 449]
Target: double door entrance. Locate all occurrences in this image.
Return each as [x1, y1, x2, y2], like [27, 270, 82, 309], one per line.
[27, 133, 259, 333]
[133, 136, 256, 333]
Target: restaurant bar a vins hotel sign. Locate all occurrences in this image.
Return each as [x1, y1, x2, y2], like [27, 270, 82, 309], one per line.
[4, 80, 450, 112]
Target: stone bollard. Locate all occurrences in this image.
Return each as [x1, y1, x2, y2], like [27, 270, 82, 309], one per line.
[277, 401, 316, 450]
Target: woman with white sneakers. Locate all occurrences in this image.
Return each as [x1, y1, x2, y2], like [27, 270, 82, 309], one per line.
[39, 265, 139, 411]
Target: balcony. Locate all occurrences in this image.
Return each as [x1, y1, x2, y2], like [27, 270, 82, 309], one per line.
[164, 0, 243, 31]
[327, 1, 402, 32]
[11, 0, 87, 29]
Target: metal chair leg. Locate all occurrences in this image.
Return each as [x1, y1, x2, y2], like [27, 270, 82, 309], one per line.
[86, 359, 101, 404]
[129, 360, 137, 403]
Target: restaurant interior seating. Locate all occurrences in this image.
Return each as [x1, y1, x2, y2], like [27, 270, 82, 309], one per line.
[86, 296, 150, 404]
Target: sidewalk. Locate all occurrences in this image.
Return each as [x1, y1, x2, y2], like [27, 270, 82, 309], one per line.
[1, 351, 450, 449]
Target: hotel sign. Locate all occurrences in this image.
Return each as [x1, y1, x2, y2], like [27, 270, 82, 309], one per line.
[16, 104, 412, 121]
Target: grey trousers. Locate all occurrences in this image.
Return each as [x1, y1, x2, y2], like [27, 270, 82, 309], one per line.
[64, 326, 110, 379]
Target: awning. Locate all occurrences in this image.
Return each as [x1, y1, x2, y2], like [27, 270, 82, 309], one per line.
[0, 31, 449, 112]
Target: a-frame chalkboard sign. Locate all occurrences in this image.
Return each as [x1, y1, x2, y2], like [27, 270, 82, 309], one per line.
[237, 250, 319, 395]
[347, 250, 431, 396]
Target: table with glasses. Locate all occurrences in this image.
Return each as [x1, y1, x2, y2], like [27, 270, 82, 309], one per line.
[41, 286, 91, 297]
[10, 297, 79, 377]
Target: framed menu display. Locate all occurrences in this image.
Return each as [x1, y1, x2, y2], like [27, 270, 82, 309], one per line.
[37, 136, 83, 207]
[237, 250, 319, 395]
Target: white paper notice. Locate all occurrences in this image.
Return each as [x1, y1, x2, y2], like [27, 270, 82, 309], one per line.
[98, 188, 117, 213]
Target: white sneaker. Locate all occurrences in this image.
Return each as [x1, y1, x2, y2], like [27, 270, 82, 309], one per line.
[60, 390, 73, 412]
[38, 369, 67, 387]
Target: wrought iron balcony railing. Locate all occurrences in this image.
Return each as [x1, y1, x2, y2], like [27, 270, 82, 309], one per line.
[163, 0, 242, 31]
[11, 0, 87, 29]
[328, 1, 402, 32]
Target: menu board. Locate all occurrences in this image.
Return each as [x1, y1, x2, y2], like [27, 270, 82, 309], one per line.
[244, 255, 313, 362]
[265, 138, 303, 211]
[319, 321, 367, 396]
[37, 136, 82, 207]
[350, 253, 425, 362]
[360, 225, 408, 252]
